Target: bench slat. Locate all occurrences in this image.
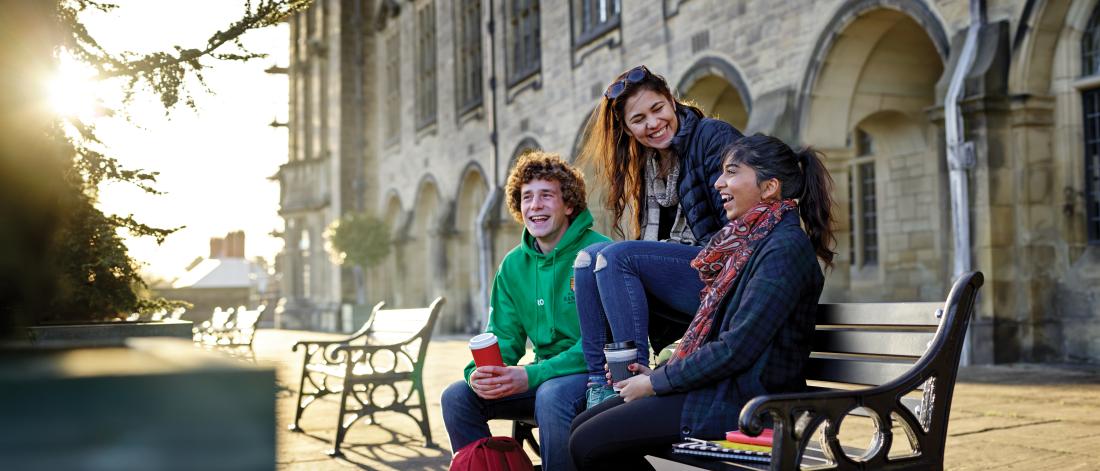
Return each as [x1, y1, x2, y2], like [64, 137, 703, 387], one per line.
[804, 356, 916, 387]
[812, 330, 934, 358]
[817, 302, 943, 327]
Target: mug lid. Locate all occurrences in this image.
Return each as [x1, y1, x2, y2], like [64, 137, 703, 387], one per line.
[603, 340, 635, 350]
[470, 332, 498, 349]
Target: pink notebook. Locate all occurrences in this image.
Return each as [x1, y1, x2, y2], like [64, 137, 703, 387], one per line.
[725, 428, 774, 447]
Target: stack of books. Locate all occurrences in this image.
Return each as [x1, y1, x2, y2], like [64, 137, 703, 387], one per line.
[671, 429, 773, 463]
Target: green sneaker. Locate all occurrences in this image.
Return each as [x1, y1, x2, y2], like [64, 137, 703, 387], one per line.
[585, 384, 618, 409]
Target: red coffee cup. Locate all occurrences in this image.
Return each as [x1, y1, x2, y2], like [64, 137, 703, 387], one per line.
[470, 333, 504, 368]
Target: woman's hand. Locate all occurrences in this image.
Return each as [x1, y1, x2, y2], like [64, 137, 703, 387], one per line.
[617, 374, 655, 402]
[613, 363, 656, 402]
[605, 362, 653, 383]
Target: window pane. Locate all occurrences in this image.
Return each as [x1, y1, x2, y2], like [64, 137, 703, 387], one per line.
[857, 129, 873, 157]
[457, 0, 483, 110]
[509, 0, 540, 81]
[415, 4, 436, 127]
[848, 170, 855, 264]
[578, 0, 619, 36]
[385, 32, 400, 139]
[860, 162, 878, 265]
[1084, 6, 1100, 77]
[1083, 88, 1100, 243]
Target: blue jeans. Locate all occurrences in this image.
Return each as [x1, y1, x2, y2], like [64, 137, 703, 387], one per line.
[440, 372, 588, 471]
[573, 241, 704, 378]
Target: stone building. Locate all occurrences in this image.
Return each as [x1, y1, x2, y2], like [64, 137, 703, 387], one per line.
[276, 0, 1100, 365]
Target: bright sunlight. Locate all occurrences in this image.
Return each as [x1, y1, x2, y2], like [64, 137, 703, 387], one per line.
[45, 51, 104, 122]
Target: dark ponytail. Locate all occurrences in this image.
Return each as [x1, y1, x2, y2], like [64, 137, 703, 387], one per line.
[724, 134, 837, 268]
[794, 147, 836, 268]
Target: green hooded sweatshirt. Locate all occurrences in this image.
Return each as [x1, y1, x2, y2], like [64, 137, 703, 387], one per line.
[463, 208, 610, 389]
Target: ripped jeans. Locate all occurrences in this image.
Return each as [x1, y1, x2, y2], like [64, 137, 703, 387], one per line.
[573, 241, 705, 378]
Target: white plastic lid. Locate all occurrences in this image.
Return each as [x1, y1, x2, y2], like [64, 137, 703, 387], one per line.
[469, 332, 498, 349]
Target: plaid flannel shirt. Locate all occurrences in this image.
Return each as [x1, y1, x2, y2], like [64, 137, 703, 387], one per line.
[649, 213, 824, 439]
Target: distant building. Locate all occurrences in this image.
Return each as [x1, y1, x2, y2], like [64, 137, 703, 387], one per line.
[157, 231, 273, 324]
[277, 0, 1100, 365]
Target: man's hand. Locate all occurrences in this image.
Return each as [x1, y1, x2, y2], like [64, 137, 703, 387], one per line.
[469, 365, 528, 400]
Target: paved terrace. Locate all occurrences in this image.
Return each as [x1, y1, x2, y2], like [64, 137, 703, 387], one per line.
[254, 330, 1100, 470]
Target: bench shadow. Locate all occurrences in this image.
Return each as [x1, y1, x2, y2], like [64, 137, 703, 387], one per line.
[297, 425, 449, 469]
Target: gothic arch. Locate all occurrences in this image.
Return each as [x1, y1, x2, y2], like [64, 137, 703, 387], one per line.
[676, 55, 752, 129]
[796, 0, 949, 144]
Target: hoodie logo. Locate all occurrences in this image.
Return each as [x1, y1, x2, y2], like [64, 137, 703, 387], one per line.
[537, 299, 545, 306]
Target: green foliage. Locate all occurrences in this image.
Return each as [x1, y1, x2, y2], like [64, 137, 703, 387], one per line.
[327, 213, 392, 270]
[1, 0, 309, 330]
[44, 190, 189, 322]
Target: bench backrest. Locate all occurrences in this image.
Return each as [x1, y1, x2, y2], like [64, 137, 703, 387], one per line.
[344, 301, 385, 345]
[209, 307, 234, 329]
[779, 271, 983, 469]
[807, 302, 942, 388]
[368, 299, 444, 345]
[364, 297, 446, 370]
[232, 305, 266, 345]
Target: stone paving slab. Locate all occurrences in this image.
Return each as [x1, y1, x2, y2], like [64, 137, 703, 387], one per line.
[251, 330, 1100, 470]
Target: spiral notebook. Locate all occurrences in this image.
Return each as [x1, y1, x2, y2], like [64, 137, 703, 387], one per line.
[671, 439, 771, 463]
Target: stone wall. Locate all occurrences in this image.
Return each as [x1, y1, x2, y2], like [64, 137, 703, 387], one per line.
[280, 0, 1100, 363]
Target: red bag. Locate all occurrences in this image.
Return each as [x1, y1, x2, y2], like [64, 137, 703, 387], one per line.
[450, 436, 534, 471]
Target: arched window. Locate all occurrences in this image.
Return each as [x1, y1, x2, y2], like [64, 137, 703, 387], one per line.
[849, 128, 879, 267]
[1083, 6, 1100, 77]
[1082, 6, 1100, 243]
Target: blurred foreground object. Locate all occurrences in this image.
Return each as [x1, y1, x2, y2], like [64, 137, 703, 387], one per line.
[0, 338, 275, 471]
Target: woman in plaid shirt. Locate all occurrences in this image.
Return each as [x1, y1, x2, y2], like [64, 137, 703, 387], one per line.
[569, 134, 837, 469]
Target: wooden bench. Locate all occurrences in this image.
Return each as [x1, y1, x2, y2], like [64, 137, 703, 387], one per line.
[648, 271, 984, 471]
[288, 297, 445, 457]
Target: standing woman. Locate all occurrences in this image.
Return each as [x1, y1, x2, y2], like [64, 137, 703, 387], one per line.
[570, 134, 836, 468]
[573, 65, 743, 406]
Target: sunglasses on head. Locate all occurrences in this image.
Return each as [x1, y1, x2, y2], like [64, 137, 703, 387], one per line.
[604, 65, 651, 100]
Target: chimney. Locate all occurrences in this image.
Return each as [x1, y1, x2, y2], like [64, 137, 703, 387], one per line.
[226, 230, 246, 258]
[209, 237, 225, 259]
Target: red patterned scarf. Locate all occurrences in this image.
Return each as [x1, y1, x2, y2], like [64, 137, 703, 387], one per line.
[670, 199, 798, 363]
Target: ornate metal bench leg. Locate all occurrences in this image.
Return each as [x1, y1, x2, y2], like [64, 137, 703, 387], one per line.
[415, 378, 435, 448]
[289, 357, 310, 432]
[328, 379, 351, 457]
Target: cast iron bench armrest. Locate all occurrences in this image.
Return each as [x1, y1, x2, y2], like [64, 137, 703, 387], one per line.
[330, 342, 421, 375]
[291, 332, 374, 351]
[292, 340, 360, 366]
[738, 381, 931, 470]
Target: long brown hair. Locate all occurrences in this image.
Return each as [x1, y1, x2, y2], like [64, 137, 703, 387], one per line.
[578, 66, 703, 239]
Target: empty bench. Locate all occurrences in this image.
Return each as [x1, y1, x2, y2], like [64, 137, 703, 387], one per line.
[649, 271, 984, 470]
[289, 297, 445, 457]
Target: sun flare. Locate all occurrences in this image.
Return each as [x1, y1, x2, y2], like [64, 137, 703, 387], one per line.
[45, 51, 103, 121]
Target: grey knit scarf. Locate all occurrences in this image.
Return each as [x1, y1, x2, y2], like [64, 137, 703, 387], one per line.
[642, 153, 696, 244]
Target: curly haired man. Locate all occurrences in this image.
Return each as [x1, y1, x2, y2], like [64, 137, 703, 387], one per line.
[441, 151, 610, 470]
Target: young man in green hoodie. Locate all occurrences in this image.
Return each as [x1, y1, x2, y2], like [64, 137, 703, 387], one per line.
[441, 151, 610, 470]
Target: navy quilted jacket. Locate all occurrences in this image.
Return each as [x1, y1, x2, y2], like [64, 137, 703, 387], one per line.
[670, 106, 744, 244]
[649, 213, 824, 439]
